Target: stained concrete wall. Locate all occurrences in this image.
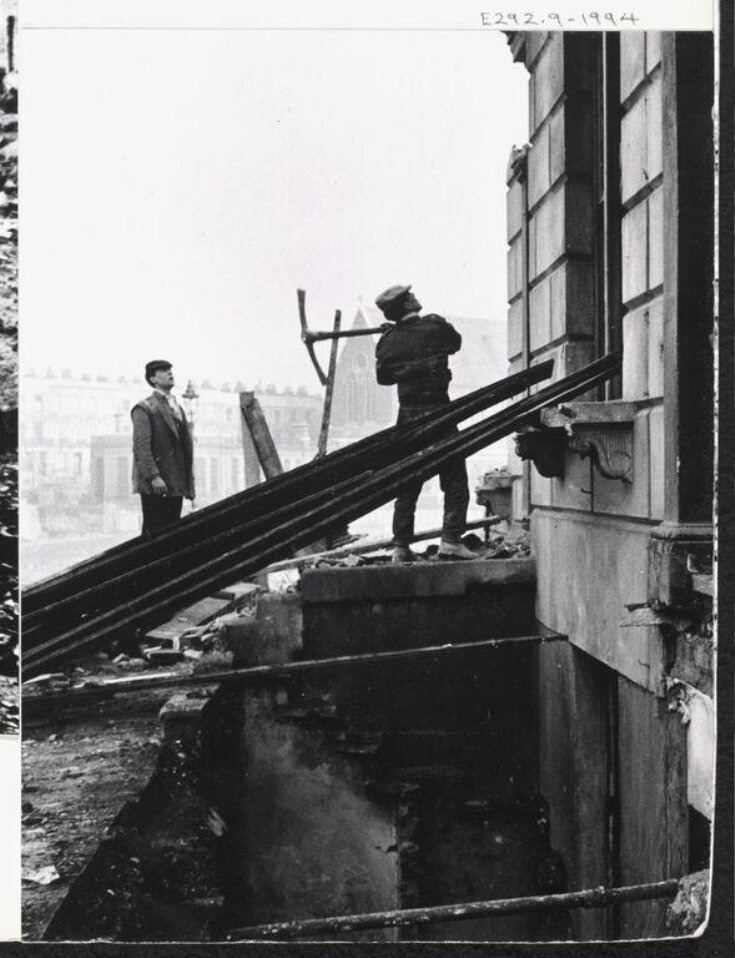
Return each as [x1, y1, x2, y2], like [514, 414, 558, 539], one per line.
[617, 674, 687, 937]
[230, 692, 400, 939]
[537, 640, 610, 940]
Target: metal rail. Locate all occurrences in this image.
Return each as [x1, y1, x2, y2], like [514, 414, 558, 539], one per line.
[23, 362, 553, 643]
[24, 360, 553, 617]
[226, 879, 680, 940]
[23, 632, 562, 712]
[24, 355, 619, 674]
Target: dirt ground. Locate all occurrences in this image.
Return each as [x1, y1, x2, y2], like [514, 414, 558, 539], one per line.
[22, 688, 170, 940]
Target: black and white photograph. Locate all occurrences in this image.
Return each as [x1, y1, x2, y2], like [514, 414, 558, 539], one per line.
[14, 0, 730, 947]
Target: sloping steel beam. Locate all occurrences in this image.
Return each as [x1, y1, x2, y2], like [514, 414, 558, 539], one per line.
[24, 360, 552, 614]
[23, 354, 618, 675]
[23, 361, 554, 638]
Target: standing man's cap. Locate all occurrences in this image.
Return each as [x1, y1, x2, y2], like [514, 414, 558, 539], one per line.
[375, 284, 412, 312]
[145, 359, 172, 381]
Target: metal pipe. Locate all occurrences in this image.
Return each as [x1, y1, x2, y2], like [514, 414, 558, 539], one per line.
[225, 879, 681, 940]
[24, 355, 618, 674]
[23, 632, 562, 712]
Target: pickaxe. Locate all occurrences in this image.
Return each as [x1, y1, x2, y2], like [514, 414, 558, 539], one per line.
[297, 288, 384, 458]
[297, 288, 384, 386]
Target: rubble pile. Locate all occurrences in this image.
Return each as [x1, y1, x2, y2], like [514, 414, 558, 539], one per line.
[299, 528, 531, 571]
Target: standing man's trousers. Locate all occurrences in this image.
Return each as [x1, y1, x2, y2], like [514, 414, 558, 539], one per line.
[140, 494, 183, 538]
[392, 403, 469, 547]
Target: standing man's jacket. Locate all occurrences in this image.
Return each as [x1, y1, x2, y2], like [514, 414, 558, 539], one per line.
[131, 393, 195, 499]
[375, 314, 462, 406]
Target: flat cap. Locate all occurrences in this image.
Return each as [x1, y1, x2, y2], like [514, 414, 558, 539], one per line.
[145, 359, 172, 381]
[375, 284, 411, 312]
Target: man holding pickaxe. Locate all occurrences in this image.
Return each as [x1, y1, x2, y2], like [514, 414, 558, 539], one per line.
[374, 285, 475, 563]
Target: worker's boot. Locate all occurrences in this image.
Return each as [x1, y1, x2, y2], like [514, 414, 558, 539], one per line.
[392, 545, 418, 564]
[438, 539, 477, 561]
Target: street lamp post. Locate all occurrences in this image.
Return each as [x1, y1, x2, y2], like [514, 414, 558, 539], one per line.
[182, 379, 199, 432]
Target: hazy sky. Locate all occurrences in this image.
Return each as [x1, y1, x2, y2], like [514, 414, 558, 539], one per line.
[22, 28, 528, 390]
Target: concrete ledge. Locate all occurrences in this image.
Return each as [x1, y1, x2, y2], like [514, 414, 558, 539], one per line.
[301, 558, 536, 604]
[220, 593, 303, 667]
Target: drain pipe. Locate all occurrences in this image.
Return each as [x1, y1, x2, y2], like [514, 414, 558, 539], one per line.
[226, 879, 680, 940]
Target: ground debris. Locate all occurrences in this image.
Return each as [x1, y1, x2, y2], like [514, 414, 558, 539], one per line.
[299, 527, 531, 568]
[22, 865, 60, 887]
[666, 870, 709, 935]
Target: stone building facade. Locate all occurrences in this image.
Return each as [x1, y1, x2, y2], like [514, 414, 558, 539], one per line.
[21, 370, 322, 533]
[505, 32, 714, 939]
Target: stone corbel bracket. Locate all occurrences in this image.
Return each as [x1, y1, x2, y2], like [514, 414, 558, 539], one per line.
[513, 426, 567, 479]
[539, 401, 638, 484]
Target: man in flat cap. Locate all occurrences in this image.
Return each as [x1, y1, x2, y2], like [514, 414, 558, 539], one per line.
[131, 360, 195, 537]
[375, 285, 474, 562]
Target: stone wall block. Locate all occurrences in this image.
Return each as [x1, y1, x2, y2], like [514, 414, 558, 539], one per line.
[620, 32, 646, 102]
[622, 305, 650, 400]
[596, 408, 650, 520]
[646, 32, 662, 72]
[531, 34, 564, 132]
[649, 404, 664, 519]
[551, 449, 593, 511]
[622, 201, 648, 305]
[530, 467, 553, 508]
[563, 261, 596, 338]
[548, 266, 567, 343]
[528, 124, 550, 209]
[508, 297, 524, 361]
[532, 510, 664, 693]
[507, 177, 524, 242]
[561, 101, 594, 177]
[548, 107, 566, 186]
[557, 340, 597, 380]
[530, 188, 565, 278]
[648, 186, 663, 290]
[564, 34, 596, 94]
[507, 237, 524, 301]
[647, 295, 664, 398]
[526, 31, 549, 67]
[565, 181, 594, 256]
[529, 275, 552, 352]
[646, 73, 663, 183]
[621, 96, 648, 203]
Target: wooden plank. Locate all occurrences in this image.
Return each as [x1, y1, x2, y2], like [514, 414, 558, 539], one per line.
[239, 391, 283, 479]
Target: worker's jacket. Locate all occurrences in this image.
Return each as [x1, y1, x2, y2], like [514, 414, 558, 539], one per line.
[375, 313, 462, 406]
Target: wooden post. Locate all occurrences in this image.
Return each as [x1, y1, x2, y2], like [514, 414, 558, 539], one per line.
[239, 391, 284, 480]
[316, 310, 341, 459]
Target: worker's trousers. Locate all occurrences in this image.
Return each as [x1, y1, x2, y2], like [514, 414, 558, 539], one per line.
[392, 403, 469, 547]
[140, 494, 183, 538]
